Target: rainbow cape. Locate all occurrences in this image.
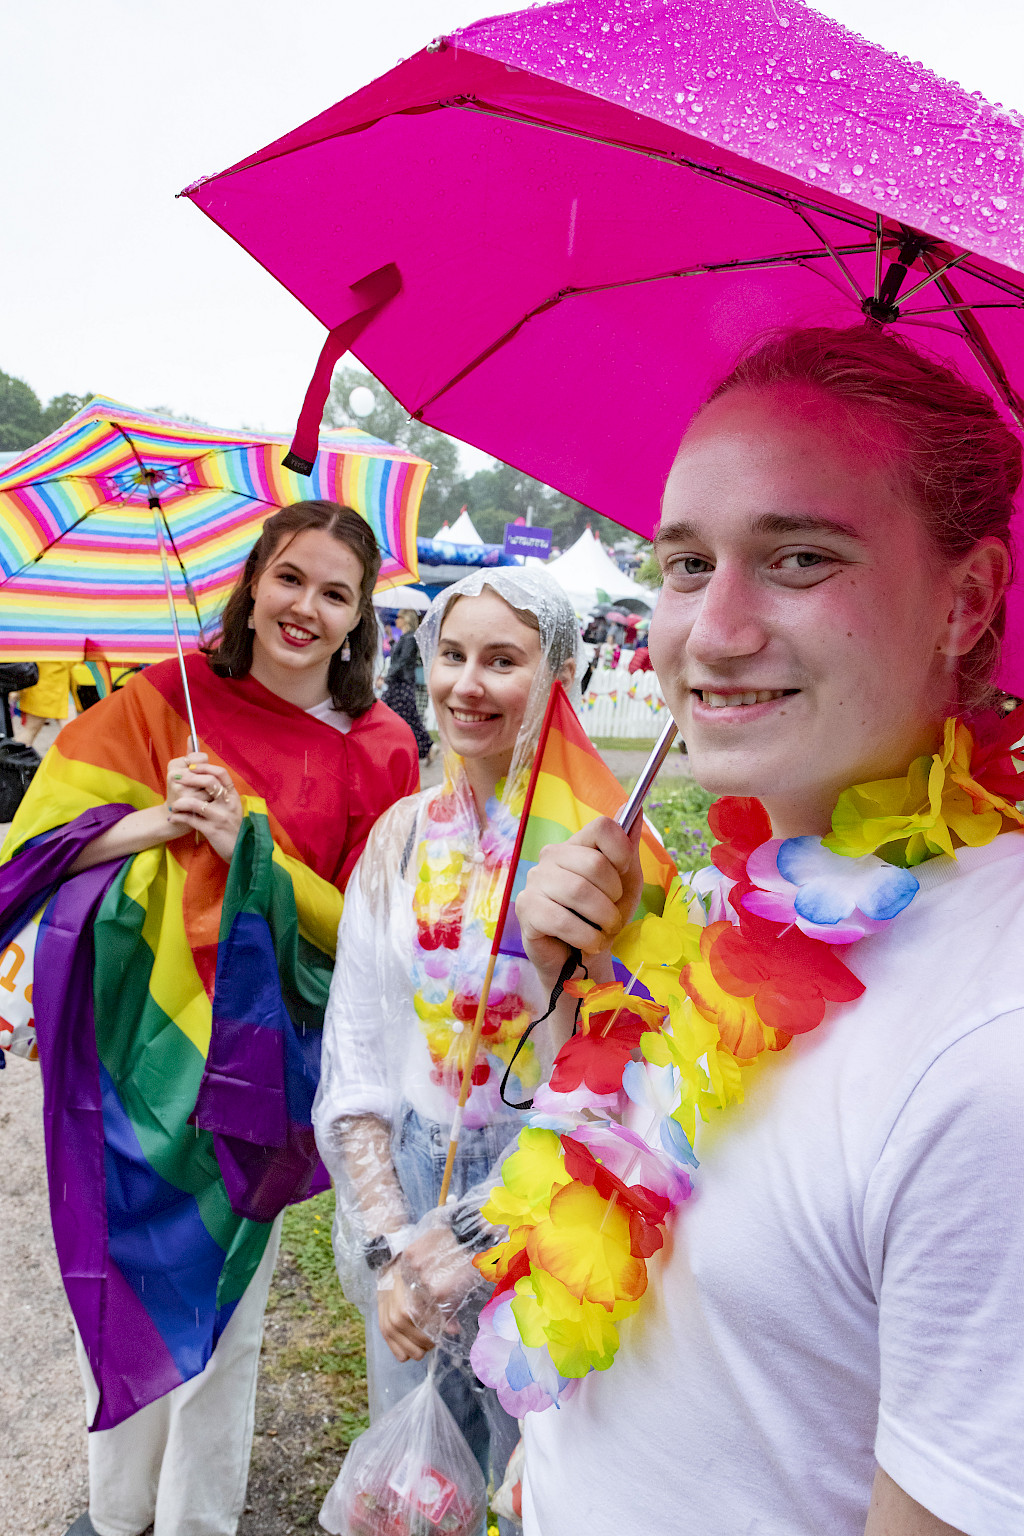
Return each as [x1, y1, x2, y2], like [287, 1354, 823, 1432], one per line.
[0, 655, 417, 1427]
[499, 681, 678, 962]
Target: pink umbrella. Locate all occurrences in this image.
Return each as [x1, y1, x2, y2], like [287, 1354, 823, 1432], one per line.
[182, 0, 1024, 688]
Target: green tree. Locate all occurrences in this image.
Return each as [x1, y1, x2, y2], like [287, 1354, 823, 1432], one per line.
[40, 391, 91, 435]
[0, 371, 91, 451]
[0, 371, 45, 450]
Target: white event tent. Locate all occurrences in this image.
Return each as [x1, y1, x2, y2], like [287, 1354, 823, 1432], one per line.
[444, 508, 484, 545]
[544, 527, 655, 617]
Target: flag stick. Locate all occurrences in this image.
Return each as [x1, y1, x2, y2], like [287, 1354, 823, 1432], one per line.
[436, 690, 678, 1206]
[436, 683, 565, 1205]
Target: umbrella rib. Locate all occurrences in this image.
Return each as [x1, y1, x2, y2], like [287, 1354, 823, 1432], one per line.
[411, 247, 875, 417]
[896, 251, 970, 304]
[899, 301, 1023, 317]
[451, 99, 883, 239]
[788, 205, 866, 303]
[919, 256, 1024, 429]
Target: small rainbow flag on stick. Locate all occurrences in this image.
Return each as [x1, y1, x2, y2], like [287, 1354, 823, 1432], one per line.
[437, 681, 678, 1201]
[497, 682, 678, 962]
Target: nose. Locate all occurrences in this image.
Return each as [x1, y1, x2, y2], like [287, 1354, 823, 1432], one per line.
[684, 566, 770, 668]
[291, 583, 317, 619]
[451, 659, 488, 699]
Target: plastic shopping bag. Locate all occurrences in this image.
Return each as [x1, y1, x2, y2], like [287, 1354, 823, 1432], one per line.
[319, 1370, 487, 1536]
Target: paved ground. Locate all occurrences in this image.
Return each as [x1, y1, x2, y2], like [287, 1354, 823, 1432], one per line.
[0, 724, 688, 1534]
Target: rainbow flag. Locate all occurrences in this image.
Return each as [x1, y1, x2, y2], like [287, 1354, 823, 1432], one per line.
[0, 656, 417, 1427]
[498, 682, 678, 961]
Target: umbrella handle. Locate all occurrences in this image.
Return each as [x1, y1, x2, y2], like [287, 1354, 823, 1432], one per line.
[152, 506, 199, 754]
[616, 716, 679, 834]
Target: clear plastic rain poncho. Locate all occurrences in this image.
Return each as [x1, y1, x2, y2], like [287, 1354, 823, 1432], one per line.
[313, 568, 586, 1340]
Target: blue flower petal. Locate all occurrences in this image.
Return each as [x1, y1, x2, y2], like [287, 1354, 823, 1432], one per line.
[793, 877, 857, 924]
[776, 835, 833, 884]
[857, 866, 919, 920]
[505, 1343, 536, 1392]
[660, 1115, 699, 1169]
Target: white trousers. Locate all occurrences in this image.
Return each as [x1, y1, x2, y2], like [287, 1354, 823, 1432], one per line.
[75, 1217, 282, 1536]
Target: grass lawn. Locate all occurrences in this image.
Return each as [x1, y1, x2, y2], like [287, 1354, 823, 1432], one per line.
[642, 779, 717, 871]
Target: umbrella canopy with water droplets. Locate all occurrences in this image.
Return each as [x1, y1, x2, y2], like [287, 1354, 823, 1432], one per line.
[182, 0, 1024, 688]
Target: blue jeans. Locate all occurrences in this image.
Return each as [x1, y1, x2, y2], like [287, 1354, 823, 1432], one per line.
[365, 1105, 522, 1532]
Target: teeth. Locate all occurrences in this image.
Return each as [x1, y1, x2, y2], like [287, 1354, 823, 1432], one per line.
[701, 690, 789, 708]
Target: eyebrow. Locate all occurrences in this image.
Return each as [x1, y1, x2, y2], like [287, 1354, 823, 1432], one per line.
[655, 512, 864, 547]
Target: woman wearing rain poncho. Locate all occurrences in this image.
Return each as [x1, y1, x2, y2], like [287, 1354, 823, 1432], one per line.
[314, 567, 584, 1508]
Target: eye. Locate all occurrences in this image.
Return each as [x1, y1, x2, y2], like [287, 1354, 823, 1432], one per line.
[662, 553, 714, 588]
[774, 550, 828, 569]
[769, 549, 844, 584]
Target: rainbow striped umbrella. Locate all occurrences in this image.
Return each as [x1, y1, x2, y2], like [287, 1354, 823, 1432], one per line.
[0, 396, 429, 662]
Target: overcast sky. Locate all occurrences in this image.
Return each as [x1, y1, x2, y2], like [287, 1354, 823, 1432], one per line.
[4, 0, 1022, 460]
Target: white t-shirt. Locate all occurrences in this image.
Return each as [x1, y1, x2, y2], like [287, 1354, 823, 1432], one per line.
[524, 834, 1024, 1536]
[306, 697, 351, 734]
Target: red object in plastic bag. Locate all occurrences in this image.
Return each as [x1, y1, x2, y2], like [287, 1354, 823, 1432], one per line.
[319, 1373, 486, 1536]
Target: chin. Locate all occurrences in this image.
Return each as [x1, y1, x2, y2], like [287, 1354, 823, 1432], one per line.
[684, 742, 781, 803]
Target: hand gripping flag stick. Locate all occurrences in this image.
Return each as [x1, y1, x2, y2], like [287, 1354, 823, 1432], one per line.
[436, 703, 678, 1205]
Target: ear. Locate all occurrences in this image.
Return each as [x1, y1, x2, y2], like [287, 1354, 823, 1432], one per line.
[938, 538, 1011, 659]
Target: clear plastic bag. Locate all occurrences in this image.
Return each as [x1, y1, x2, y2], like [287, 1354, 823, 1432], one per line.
[319, 1367, 487, 1536]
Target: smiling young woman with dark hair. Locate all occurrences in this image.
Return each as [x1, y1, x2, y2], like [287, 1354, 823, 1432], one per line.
[1, 498, 418, 1536]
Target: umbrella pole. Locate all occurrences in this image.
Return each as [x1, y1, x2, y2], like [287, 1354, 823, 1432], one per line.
[151, 500, 199, 754]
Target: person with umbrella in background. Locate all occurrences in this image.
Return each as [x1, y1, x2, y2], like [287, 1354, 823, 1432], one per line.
[381, 606, 435, 762]
[511, 325, 1024, 1536]
[0, 500, 418, 1536]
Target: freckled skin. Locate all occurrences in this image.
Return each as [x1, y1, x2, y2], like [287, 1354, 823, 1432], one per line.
[648, 384, 975, 837]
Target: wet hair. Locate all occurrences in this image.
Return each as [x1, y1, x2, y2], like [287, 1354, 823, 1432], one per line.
[204, 500, 381, 715]
[705, 325, 1021, 707]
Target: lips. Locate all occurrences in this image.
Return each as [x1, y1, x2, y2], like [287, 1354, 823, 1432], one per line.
[450, 708, 500, 724]
[279, 622, 317, 648]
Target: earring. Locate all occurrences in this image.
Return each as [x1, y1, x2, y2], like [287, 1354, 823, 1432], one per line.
[247, 613, 255, 630]
[340, 638, 351, 663]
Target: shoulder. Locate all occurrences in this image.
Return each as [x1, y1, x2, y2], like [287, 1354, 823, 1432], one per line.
[350, 789, 431, 905]
[351, 700, 418, 758]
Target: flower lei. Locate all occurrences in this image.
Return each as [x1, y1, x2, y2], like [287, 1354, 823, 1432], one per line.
[411, 770, 541, 1126]
[470, 713, 1024, 1413]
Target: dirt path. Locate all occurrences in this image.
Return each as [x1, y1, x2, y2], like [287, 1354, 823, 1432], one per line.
[0, 1055, 89, 1535]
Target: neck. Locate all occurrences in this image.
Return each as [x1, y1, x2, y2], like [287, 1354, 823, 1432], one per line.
[249, 649, 332, 712]
[462, 751, 513, 822]
[762, 715, 950, 839]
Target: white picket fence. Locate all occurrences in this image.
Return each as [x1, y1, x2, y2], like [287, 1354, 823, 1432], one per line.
[579, 660, 670, 738]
